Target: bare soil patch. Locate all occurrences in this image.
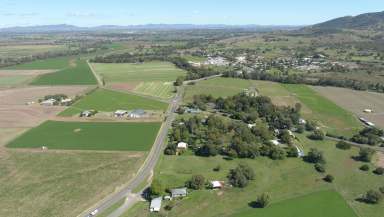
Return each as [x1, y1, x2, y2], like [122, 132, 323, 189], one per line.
[108, 82, 139, 92]
[376, 152, 384, 167]
[312, 86, 384, 128]
[0, 70, 55, 76]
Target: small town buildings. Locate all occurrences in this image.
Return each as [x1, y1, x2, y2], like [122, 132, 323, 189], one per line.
[177, 142, 188, 149]
[150, 197, 162, 212]
[170, 188, 188, 198]
[114, 110, 128, 117]
[210, 181, 224, 189]
[128, 109, 146, 118]
[40, 98, 56, 106]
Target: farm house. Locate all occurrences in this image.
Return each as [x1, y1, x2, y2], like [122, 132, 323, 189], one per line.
[170, 188, 188, 198]
[150, 197, 162, 212]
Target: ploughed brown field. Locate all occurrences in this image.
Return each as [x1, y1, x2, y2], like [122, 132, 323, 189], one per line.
[312, 86, 384, 128]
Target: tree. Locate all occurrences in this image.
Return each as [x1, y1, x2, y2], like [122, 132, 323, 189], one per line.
[286, 146, 299, 158]
[324, 174, 334, 183]
[308, 130, 325, 140]
[256, 193, 271, 208]
[174, 76, 184, 86]
[305, 148, 325, 164]
[373, 167, 384, 175]
[150, 179, 164, 197]
[364, 190, 382, 204]
[279, 130, 293, 145]
[358, 148, 376, 162]
[360, 164, 370, 171]
[315, 163, 326, 173]
[186, 175, 206, 190]
[336, 141, 351, 150]
[228, 163, 255, 188]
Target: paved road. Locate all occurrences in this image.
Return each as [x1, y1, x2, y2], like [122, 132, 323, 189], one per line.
[80, 87, 183, 217]
[326, 136, 384, 153]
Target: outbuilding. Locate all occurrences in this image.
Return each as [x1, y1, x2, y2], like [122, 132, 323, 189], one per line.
[150, 197, 162, 212]
[128, 109, 146, 118]
[170, 188, 188, 198]
[210, 181, 224, 189]
[40, 98, 56, 106]
[114, 110, 128, 117]
[177, 142, 188, 149]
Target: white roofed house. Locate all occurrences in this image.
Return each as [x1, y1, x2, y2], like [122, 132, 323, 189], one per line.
[150, 197, 162, 212]
[210, 181, 224, 189]
[177, 142, 188, 149]
[40, 98, 57, 106]
[114, 110, 128, 117]
[170, 188, 188, 198]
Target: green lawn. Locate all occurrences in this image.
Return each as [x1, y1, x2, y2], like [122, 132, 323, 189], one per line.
[232, 190, 357, 217]
[4, 56, 72, 70]
[30, 59, 97, 85]
[92, 62, 185, 83]
[7, 121, 161, 151]
[60, 88, 168, 116]
[134, 81, 175, 99]
[282, 84, 362, 136]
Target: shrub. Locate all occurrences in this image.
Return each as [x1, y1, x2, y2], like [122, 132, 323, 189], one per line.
[308, 130, 325, 140]
[213, 165, 221, 172]
[324, 174, 334, 183]
[379, 187, 384, 194]
[336, 141, 351, 150]
[150, 179, 165, 197]
[256, 193, 271, 208]
[315, 163, 326, 173]
[364, 190, 382, 204]
[360, 164, 370, 171]
[305, 148, 326, 164]
[373, 167, 384, 175]
[358, 148, 376, 162]
[228, 163, 255, 188]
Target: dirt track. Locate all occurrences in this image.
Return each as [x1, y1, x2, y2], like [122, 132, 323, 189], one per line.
[312, 86, 384, 128]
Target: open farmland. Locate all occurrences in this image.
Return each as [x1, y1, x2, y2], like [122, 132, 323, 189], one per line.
[312, 86, 384, 129]
[0, 150, 145, 217]
[92, 62, 185, 99]
[282, 84, 363, 137]
[60, 88, 168, 116]
[0, 44, 68, 59]
[128, 133, 383, 217]
[31, 59, 97, 85]
[0, 70, 55, 87]
[7, 121, 161, 151]
[4, 56, 72, 70]
[0, 86, 91, 128]
[232, 191, 357, 217]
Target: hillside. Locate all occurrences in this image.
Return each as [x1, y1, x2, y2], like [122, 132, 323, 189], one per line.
[311, 11, 384, 30]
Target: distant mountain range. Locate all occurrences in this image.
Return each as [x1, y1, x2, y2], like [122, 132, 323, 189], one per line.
[0, 24, 300, 33]
[310, 11, 384, 30]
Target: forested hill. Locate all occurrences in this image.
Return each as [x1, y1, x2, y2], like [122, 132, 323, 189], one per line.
[310, 11, 384, 30]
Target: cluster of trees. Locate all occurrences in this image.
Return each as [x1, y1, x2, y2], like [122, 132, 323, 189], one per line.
[166, 94, 305, 160]
[358, 147, 376, 162]
[228, 163, 255, 188]
[351, 127, 384, 146]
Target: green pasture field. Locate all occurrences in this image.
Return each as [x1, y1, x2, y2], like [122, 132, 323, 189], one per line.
[127, 132, 383, 217]
[60, 88, 168, 116]
[30, 59, 97, 85]
[282, 84, 362, 136]
[0, 75, 34, 86]
[91, 62, 186, 83]
[232, 190, 357, 217]
[4, 56, 72, 70]
[0, 150, 145, 217]
[134, 81, 175, 99]
[7, 121, 161, 151]
[0, 44, 68, 59]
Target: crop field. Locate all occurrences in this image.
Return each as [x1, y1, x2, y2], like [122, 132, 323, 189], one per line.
[60, 88, 168, 116]
[128, 133, 383, 217]
[0, 74, 34, 86]
[7, 121, 161, 151]
[30, 59, 97, 85]
[4, 56, 72, 70]
[0, 44, 68, 59]
[232, 191, 357, 217]
[282, 84, 363, 136]
[0, 150, 145, 217]
[134, 81, 175, 99]
[312, 86, 384, 129]
[92, 62, 185, 82]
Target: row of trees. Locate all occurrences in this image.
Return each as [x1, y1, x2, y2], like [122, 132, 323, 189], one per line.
[351, 127, 384, 146]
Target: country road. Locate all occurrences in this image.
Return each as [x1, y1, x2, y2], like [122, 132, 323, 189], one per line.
[80, 86, 183, 217]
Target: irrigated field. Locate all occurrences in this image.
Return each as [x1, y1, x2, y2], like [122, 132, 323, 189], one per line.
[312, 86, 384, 129]
[92, 62, 185, 99]
[60, 88, 168, 116]
[7, 121, 161, 151]
[282, 84, 363, 137]
[0, 150, 145, 217]
[31, 59, 97, 85]
[4, 56, 72, 70]
[232, 190, 358, 217]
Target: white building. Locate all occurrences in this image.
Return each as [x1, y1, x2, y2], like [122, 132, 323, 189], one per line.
[170, 188, 188, 198]
[177, 142, 188, 149]
[270, 139, 281, 146]
[128, 109, 146, 118]
[364, 109, 373, 113]
[210, 181, 224, 189]
[150, 197, 162, 212]
[114, 110, 128, 117]
[40, 98, 56, 106]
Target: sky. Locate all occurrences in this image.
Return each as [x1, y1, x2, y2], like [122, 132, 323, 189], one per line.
[0, 0, 383, 27]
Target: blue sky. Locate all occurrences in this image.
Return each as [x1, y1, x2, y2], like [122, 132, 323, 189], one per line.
[0, 0, 383, 27]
